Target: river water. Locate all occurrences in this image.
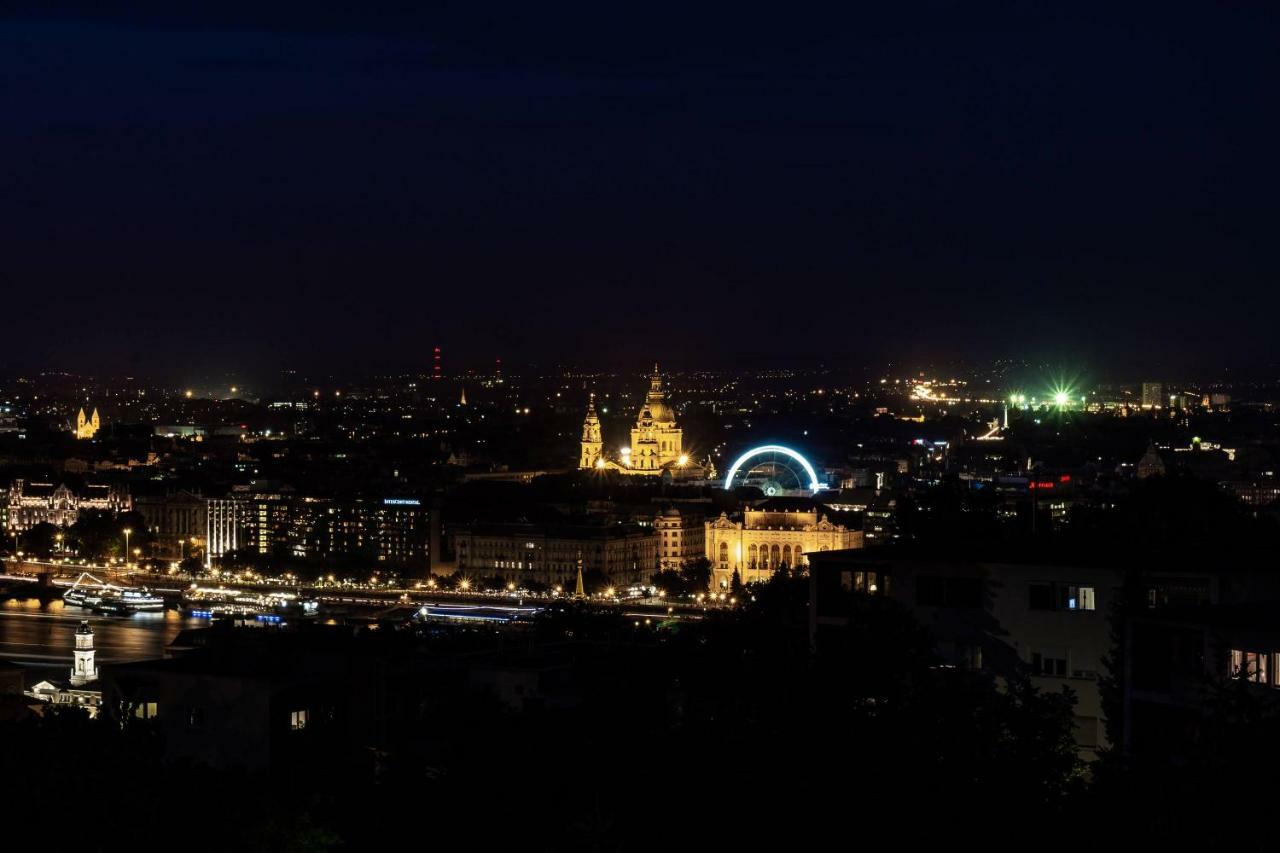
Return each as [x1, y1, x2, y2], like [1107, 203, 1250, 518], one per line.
[0, 595, 199, 672]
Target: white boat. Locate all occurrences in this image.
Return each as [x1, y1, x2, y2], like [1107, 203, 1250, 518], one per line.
[62, 572, 166, 613]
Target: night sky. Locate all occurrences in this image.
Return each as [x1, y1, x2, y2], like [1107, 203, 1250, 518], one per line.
[4, 3, 1278, 381]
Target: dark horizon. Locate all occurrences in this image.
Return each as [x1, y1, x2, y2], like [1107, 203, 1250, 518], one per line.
[5, 3, 1278, 378]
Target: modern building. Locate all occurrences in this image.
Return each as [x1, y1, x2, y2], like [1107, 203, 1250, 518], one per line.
[6, 479, 131, 531]
[1141, 383, 1163, 409]
[206, 491, 429, 572]
[206, 498, 240, 564]
[808, 549, 1219, 759]
[704, 498, 863, 588]
[1125, 603, 1280, 761]
[452, 520, 658, 589]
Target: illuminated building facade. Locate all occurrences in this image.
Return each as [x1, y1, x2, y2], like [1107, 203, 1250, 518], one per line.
[6, 480, 131, 531]
[206, 498, 240, 565]
[579, 393, 603, 469]
[629, 365, 683, 472]
[208, 491, 429, 570]
[75, 407, 100, 439]
[655, 507, 705, 570]
[704, 500, 863, 588]
[579, 365, 703, 478]
[453, 521, 658, 589]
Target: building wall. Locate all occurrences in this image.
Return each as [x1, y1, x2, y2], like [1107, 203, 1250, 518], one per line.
[656, 509, 705, 570]
[136, 492, 206, 555]
[705, 508, 863, 588]
[454, 524, 659, 589]
[206, 499, 240, 563]
[208, 494, 428, 572]
[6, 480, 130, 531]
[807, 554, 1196, 759]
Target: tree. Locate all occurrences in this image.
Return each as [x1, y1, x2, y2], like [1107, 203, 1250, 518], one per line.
[650, 569, 687, 597]
[680, 557, 711, 593]
[22, 522, 59, 558]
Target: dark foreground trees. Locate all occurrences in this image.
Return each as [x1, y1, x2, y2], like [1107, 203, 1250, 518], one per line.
[12, 566, 1256, 849]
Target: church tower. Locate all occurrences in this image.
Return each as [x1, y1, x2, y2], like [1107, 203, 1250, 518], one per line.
[75, 406, 101, 439]
[579, 393, 603, 469]
[71, 620, 98, 686]
[629, 364, 682, 472]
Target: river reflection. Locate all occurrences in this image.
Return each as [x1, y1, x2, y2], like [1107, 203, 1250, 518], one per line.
[0, 597, 201, 668]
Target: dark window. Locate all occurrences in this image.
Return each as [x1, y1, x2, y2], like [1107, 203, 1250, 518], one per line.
[917, 575, 982, 608]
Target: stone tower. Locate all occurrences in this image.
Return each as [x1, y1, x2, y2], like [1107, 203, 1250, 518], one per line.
[579, 393, 603, 469]
[71, 620, 98, 686]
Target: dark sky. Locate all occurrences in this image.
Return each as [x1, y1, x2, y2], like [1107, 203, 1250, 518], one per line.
[3, 3, 1278, 381]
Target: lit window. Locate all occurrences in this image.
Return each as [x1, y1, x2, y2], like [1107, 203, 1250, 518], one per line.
[1067, 586, 1096, 611]
[291, 709, 308, 730]
[1231, 650, 1268, 684]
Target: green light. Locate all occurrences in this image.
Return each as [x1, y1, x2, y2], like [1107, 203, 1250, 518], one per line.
[1054, 391, 1069, 407]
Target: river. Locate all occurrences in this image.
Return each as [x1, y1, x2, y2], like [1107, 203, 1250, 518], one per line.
[0, 595, 199, 672]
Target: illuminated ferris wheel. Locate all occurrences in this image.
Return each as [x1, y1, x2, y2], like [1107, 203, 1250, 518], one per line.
[723, 445, 823, 494]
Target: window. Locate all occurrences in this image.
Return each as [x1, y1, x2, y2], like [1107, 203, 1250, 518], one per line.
[291, 709, 309, 731]
[1231, 650, 1268, 684]
[1064, 585, 1096, 611]
[918, 575, 982, 608]
[1031, 653, 1068, 677]
[1029, 584, 1055, 610]
[133, 701, 159, 719]
[1030, 583, 1097, 611]
[187, 707, 205, 730]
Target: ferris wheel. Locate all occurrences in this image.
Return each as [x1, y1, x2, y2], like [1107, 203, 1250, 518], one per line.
[723, 445, 823, 494]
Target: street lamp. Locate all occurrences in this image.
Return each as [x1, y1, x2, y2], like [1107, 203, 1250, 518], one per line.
[123, 527, 132, 570]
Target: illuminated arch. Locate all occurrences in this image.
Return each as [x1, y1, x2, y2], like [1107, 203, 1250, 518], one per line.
[723, 444, 823, 492]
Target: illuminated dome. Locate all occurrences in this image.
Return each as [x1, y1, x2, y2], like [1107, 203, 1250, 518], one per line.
[644, 366, 676, 422]
[645, 399, 675, 423]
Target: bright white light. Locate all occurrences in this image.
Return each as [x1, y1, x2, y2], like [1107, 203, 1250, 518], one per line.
[723, 444, 822, 492]
[1054, 391, 1069, 406]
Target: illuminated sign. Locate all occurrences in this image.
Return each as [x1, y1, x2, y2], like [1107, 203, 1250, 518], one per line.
[383, 498, 421, 506]
[723, 445, 823, 492]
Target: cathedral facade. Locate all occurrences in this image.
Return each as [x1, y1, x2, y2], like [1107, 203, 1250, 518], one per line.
[579, 365, 701, 477]
[75, 407, 100, 439]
